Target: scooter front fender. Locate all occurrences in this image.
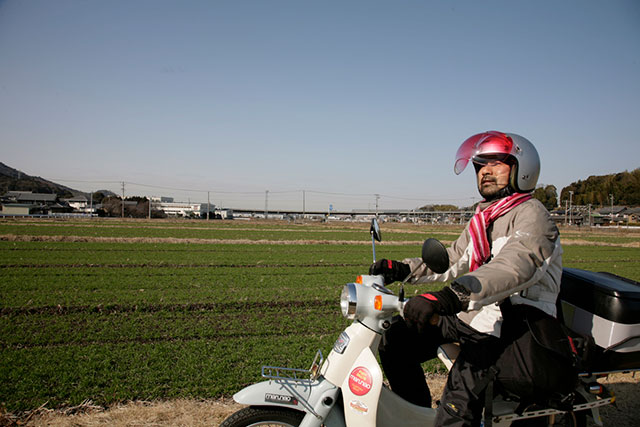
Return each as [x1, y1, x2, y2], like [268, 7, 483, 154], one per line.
[233, 377, 345, 427]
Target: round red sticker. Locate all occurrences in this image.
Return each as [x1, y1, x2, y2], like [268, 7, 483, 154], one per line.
[348, 367, 373, 396]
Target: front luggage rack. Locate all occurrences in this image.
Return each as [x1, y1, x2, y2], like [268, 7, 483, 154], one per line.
[262, 350, 324, 383]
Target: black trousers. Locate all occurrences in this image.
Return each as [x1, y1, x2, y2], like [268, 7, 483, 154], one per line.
[379, 315, 506, 427]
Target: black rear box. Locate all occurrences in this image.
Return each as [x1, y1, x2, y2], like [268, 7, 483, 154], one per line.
[559, 268, 640, 371]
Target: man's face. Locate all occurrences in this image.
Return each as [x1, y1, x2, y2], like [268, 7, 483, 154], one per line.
[476, 159, 511, 199]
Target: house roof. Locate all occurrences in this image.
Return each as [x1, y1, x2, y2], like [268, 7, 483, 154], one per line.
[598, 206, 626, 215]
[1, 203, 35, 208]
[62, 196, 88, 203]
[19, 194, 57, 203]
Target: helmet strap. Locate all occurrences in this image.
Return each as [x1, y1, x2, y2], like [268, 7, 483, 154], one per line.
[508, 164, 520, 193]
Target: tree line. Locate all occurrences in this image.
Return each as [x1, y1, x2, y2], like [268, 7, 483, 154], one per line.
[96, 195, 168, 218]
[531, 169, 640, 210]
[418, 169, 640, 213]
[558, 169, 640, 207]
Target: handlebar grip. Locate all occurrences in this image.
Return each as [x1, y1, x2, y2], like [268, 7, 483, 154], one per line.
[399, 300, 439, 325]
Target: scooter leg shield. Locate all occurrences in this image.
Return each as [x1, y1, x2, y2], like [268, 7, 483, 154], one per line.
[377, 386, 437, 427]
[339, 347, 384, 426]
[338, 346, 438, 426]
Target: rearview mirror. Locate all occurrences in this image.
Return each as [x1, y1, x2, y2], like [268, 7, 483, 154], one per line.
[370, 218, 381, 242]
[421, 238, 449, 274]
[370, 218, 381, 263]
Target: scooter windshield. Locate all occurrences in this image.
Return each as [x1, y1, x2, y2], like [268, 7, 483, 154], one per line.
[454, 131, 514, 175]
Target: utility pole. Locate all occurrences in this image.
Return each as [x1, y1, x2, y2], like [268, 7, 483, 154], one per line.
[265, 190, 269, 220]
[121, 182, 125, 218]
[588, 204, 591, 228]
[564, 200, 568, 226]
[148, 196, 151, 219]
[609, 194, 614, 225]
[375, 194, 380, 217]
[207, 191, 210, 221]
[89, 191, 93, 218]
[302, 190, 306, 219]
[568, 191, 573, 225]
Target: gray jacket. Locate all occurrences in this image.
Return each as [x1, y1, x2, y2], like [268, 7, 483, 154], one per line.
[404, 198, 562, 337]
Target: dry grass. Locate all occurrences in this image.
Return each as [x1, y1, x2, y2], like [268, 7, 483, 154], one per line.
[591, 372, 640, 426]
[13, 373, 639, 426]
[4, 376, 446, 427]
[4, 398, 240, 427]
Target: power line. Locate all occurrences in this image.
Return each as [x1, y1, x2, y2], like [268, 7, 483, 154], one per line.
[305, 189, 373, 197]
[48, 178, 478, 208]
[377, 193, 467, 202]
[50, 179, 122, 185]
[127, 182, 265, 195]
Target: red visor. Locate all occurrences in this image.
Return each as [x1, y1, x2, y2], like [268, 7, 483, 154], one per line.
[454, 131, 515, 175]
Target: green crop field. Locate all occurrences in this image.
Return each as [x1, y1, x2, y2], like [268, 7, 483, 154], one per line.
[1, 218, 639, 413]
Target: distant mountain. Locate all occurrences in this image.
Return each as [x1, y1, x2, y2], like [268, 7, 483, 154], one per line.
[0, 162, 85, 197]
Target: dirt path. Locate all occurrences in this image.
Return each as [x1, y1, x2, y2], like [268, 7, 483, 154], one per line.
[9, 373, 637, 426]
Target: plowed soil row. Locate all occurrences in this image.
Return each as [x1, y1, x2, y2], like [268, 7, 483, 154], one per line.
[3, 330, 333, 351]
[0, 299, 334, 316]
[0, 262, 359, 269]
[0, 234, 422, 245]
[2, 233, 639, 247]
[0, 221, 463, 235]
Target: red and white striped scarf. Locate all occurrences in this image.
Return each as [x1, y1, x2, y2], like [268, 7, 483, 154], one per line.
[469, 192, 532, 271]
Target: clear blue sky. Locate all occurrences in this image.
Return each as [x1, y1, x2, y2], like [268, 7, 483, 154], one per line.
[1, 0, 639, 211]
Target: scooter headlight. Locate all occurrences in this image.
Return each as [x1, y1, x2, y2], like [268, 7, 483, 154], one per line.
[341, 283, 357, 320]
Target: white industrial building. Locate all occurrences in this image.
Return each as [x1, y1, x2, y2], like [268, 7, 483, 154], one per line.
[151, 197, 201, 218]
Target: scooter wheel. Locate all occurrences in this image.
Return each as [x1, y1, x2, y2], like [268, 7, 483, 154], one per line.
[219, 406, 305, 427]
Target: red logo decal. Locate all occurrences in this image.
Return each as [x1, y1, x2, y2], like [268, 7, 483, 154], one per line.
[349, 367, 373, 396]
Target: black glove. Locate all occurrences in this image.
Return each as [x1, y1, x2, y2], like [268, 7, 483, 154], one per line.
[369, 259, 411, 284]
[403, 286, 463, 333]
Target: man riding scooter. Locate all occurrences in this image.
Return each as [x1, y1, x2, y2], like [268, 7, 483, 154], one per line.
[371, 131, 576, 426]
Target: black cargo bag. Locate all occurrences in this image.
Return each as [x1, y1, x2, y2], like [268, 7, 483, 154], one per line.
[495, 303, 578, 401]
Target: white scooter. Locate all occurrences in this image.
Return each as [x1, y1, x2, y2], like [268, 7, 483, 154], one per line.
[221, 219, 638, 427]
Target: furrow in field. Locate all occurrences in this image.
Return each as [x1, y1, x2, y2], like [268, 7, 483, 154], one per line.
[0, 300, 334, 316]
[0, 234, 428, 245]
[3, 234, 639, 247]
[1, 331, 336, 350]
[0, 262, 361, 269]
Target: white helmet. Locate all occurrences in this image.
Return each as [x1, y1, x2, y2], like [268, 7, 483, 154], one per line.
[454, 131, 540, 192]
